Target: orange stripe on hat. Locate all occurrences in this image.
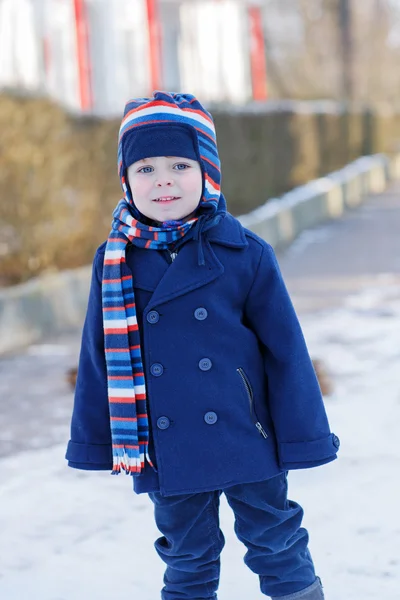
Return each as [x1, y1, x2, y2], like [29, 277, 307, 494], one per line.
[205, 173, 220, 191]
[201, 154, 220, 172]
[122, 100, 179, 121]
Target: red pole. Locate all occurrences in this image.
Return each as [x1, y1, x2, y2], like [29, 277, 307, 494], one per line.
[146, 0, 163, 91]
[73, 0, 93, 111]
[248, 5, 268, 101]
[43, 37, 50, 76]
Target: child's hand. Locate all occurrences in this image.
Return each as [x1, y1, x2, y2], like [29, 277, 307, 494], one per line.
[312, 359, 334, 397]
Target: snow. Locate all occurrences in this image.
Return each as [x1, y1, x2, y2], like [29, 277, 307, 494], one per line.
[1, 282, 400, 599]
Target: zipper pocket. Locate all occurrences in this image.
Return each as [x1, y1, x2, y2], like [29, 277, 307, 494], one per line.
[237, 368, 268, 439]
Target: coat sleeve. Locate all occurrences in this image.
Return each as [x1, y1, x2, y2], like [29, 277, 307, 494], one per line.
[65, 248, 113, 471]
[244, 242, 339, 470]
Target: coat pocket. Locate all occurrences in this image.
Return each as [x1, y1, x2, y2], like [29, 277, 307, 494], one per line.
[236, 368, 268, 439]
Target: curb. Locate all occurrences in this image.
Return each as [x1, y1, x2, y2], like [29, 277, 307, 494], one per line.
[0, 266, 91, 354]
[238, 153, 397, 249]
[1, 153, 399, 355]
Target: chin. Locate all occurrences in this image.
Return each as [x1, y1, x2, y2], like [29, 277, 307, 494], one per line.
[155, 212, 188, 222]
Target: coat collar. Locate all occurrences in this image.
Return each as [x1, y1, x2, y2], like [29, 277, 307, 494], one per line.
[205, 213, 248, 248]
[145, 238, 224, 307]
[126, 214, 248, 306]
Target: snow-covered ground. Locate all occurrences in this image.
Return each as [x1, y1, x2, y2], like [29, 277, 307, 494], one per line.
[1, 279, 400, 600]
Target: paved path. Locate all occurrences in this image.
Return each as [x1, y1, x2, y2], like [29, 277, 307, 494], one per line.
[1, 182, 399, 460]
[277, 181, 400, 312]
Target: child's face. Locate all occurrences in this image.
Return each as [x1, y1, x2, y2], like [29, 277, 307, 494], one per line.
[127, 156, 203, 223]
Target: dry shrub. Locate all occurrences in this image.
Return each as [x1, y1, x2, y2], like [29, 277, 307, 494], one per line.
[0, 93, 397, 284]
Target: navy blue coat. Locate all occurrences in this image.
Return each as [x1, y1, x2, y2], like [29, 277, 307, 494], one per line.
[66, 214, 339, 496]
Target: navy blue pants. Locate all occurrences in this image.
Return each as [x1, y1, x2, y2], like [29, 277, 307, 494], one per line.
[149, 473, 324, 600]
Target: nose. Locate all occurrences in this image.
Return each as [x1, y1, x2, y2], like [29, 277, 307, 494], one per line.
[156, 176, 174, 187]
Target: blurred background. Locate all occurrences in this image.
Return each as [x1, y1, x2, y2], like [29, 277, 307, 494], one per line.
[1, 3, 400, 599]
[1, 0, 400, 285]
[3, 0, 400, 111]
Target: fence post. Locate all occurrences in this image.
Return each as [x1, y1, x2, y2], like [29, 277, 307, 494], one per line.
[248, 4, 268, 101]
[73, 0, 93, 112]
[146, 0, 163, 91]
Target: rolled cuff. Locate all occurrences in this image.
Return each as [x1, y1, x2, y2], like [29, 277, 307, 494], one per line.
[66, 440, 113, 466]
[278, 433, 340, 470]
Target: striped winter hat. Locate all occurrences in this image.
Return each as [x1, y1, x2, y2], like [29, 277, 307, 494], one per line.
[103, 92, 226, 476]
[118, 90, 223, 219]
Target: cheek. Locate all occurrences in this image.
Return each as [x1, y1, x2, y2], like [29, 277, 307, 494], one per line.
[183, 172, 203, 194]
[129, 176, 151, 200]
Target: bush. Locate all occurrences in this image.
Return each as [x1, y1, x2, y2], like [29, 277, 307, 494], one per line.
[0, 93, 398, 284]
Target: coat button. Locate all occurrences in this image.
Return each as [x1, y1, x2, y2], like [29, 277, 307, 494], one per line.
[204, 411, 218, 425]
[332, 434, 340, 449]
[151, 363, 164, 377]
[147, 310, 160, 324]
[194, 308, 208, 321]
[157, 416, 170, 430]
[199, 358, 212, 371]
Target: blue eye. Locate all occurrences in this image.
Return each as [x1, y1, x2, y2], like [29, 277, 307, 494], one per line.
[138, 166, 154, 174]
[174, 163, 190, 171]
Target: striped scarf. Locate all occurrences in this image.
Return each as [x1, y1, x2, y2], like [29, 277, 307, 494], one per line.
[103, 92, 222, 476]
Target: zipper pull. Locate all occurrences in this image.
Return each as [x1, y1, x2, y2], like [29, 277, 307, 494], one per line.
[169, 251, 178, 262]
[256, 422, 268, 439]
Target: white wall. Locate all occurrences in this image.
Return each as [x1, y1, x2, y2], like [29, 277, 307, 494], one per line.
[86, 0, 150, 116]
[44, 0, 80, 111]
[0, 0, 253, 113]
[179, 0, 251, 104]
[0, 0, 42, 90]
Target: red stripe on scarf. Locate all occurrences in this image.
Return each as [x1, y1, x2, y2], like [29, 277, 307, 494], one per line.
[105, 348, 129, 353]
[113, 444, 139, 449]
[109, 375, 139, 380]
[104, 305, 129, 312]
[104, 258, 126, 265]
[109, 397, 136, 403]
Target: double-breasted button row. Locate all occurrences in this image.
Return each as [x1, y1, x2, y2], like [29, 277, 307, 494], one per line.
[147, 308, 208, 324]
[151, 358, 212, 376]
[157, 412, 218, 430]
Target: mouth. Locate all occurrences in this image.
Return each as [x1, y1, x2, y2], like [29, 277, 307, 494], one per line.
[152, 196, 181, 204]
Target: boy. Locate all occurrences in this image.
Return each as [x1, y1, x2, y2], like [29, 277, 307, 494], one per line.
[66, 91, 339, 600]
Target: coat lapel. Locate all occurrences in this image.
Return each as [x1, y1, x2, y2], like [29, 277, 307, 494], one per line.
[149, 238, 224, 307]
[125, 246, 168, 292]
[124, 213, 248, 305]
